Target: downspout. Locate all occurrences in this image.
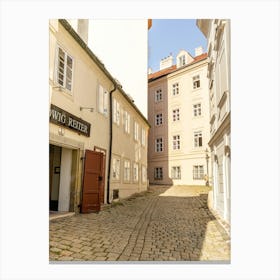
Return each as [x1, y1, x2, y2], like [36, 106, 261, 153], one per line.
[106, 82, 117, 204]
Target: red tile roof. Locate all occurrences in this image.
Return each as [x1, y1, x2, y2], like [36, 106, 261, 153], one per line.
[148, 65, 176, 81]
[148, 53, 207, 82]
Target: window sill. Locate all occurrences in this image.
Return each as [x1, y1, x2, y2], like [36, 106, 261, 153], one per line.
[192, 115, 203, 119]
[53, 85, 74, 99]
[111, 178, 120, 182]
[192, 87, 202, 93]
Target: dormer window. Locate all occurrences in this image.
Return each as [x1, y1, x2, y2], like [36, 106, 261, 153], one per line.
[179, 55, 186, 66]
[193, 75, 200, 89]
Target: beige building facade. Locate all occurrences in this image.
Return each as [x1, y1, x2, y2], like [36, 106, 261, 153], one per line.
[49, 19, 149, 214]
[148, 50, 211, 186]
[197, 19, 231, 223]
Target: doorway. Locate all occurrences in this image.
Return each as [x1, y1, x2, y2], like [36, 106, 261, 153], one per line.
[49, 144, 72, 212]
[49, 145, 61, 211]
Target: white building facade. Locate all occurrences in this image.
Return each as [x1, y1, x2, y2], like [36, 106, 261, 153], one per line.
[49, 19, 149, 214]
[148, 50, 211, 186]
[197, 19, 231, 223]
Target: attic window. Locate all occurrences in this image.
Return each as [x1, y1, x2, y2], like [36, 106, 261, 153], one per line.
[193, 75, 200, 89]
[179, 55, 186, 66]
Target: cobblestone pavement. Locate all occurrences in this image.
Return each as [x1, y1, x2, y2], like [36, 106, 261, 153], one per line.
[49, 185, 230, 262]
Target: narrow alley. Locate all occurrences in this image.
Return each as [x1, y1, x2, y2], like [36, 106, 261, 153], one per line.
[49, 185, 230, 262]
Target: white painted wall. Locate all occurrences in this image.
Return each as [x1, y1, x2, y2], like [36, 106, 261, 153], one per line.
[58, 148, 72, 212]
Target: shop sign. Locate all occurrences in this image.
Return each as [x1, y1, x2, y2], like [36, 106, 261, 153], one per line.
[49, 104, 91, 137]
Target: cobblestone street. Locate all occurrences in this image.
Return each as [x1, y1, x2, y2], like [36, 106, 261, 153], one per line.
[49, 185, 230, 262]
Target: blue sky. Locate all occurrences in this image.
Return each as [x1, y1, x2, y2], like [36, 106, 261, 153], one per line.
[148, 19, 207, 72]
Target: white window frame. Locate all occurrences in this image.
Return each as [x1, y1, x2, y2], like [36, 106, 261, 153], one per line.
[194, 131, 203, 147]
[172, 83, 179, 96]
[123, 110, 130, 134]
[55, 45, 73, 92]
[193, 75, 200, 89]
[154, 167, 163, 180]
[171, 166, 181, 179]
[155, 137, 163, 152]
[141, 128, 146, 147]
[193, 165, 204, 180]
[112, 157, 121, 181]
[179, 55, 186, 66]
[142, 165, 147, 183]
[172, 108, 180, 122]
[155, 89, 163, 102]
[124, 160, 131, 182]
[155, 113, 163, 126]
[113, 98, 120, 125]
[133, 162, 139, 182]
[134, 121, 139, 141]
[172, 135, 180, 150]
[193, 103, 202, 117]
[98, 84, 108, 116]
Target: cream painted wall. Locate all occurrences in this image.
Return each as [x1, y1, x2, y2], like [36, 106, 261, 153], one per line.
[58, 148, 72, 212]
[148, 59, 211, 186]
[111, 90, 149, 199]
[49, 20, 149, 205]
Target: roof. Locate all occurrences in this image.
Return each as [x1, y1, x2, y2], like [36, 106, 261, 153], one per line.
[148, 53, 208, 82]
[58, 19, 150, 128]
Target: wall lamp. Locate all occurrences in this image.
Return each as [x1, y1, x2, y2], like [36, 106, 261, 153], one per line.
[80, 107, 94, 112]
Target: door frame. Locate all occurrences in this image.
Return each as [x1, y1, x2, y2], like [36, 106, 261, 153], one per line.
[81, 149, 103, 213]
[94, 146, 106, 204]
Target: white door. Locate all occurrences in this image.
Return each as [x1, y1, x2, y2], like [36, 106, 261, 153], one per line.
[58, 148, 72, 212]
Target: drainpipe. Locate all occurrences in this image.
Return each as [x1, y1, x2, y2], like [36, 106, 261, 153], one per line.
[106, 82, 117, 204]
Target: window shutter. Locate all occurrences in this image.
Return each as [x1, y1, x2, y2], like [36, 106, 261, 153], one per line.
[103, 90, 108, 115]
[98, 85, 104, 113]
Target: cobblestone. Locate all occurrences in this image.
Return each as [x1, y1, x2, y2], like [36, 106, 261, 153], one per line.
[50, 185, 230, 262]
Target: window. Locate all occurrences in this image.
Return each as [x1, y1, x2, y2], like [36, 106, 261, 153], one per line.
[134, 121, 139, 141]
[123, 111, 130, 133]
[141, 128, 146, 146]
[193, 103, 202, 117]
[171, 166, 181, 179]
[179, 55, 186, 66]
[155, 113, 163, 126]
[98, 85, 108, 116]
[113, 98, 120, 125]
[172, 83, 179, 95]
[56, 46, 73, 91]
[194, 131, 203, 147]
[193, 75, 200, 89]
[172, 109, 180, 121]
[155, 89, 162, 102]
[133, 163, 139, 182]
[155, 138, 163, 152]
[173, 135, 180, 150]
[124, 160, 130, 181]
[154, 167, 163, 180]
[142, 165, 147, 183]
[193, 165, 204, 179]
[112, 157, 120, 180]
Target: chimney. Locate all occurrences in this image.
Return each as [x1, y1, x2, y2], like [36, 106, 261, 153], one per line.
[160, 54, 173, 70]
[195, 46, 203, 56]
[148, 67, 153, 74]
[77, 19, 89, 44]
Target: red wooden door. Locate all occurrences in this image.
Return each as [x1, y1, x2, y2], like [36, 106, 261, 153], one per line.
[81, 150, 103, 213]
